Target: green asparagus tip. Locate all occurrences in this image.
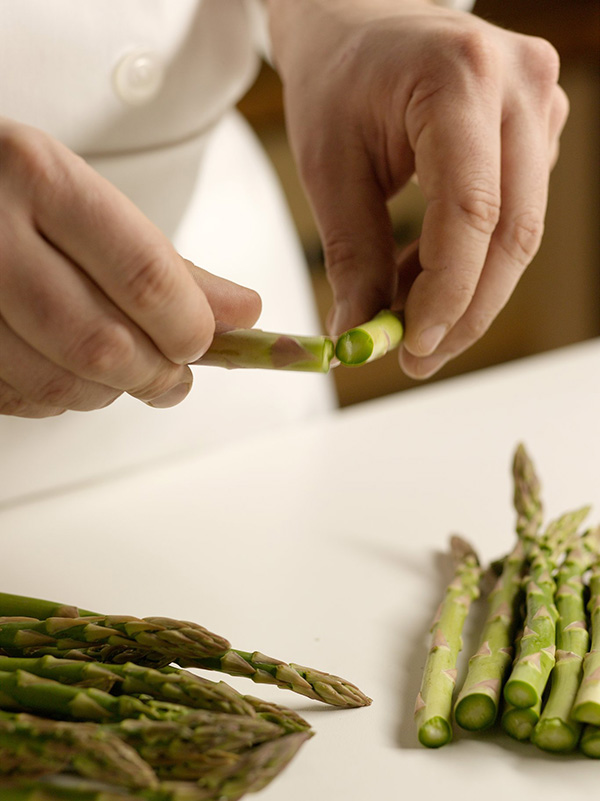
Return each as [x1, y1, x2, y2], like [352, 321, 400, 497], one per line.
[418, 717, 452, 748]
[454, 694, 496, 732]
[532, 718, 579, 753]
[504, 680, 538, 710]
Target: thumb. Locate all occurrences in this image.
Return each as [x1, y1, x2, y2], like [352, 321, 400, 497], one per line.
[301, 144, 398, 335]
[184, 260, 262, 330]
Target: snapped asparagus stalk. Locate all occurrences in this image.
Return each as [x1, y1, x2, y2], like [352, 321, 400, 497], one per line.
[572, 555, 600, 725]
[0, 711, 157, 789]
[503, 506, 590, 710]
[580, 725, 600, 758]
[195, 325, 334, 373]
[454, 444, 544, 731]
[334, 310, 403, 366]
[501, 699, 542, 741]
[532, 527, 600, 752]
[415, 536, 482, 747]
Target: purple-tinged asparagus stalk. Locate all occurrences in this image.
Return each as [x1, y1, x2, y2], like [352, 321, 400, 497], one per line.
[196, 324, 334, 372]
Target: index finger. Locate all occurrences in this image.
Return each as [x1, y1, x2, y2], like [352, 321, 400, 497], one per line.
[403, 84, 502, 357]
[29, 136, 214, 365]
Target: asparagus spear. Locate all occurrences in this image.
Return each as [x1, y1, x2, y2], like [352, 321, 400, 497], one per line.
[580, 725, 600, 758]
[0, 668, 175, 722]
[0, 657, 261, 719]
[0, 712, 157, 789]
[454, 442, 544, 731]
[0, 615, 230, 665]
[572, 555, 600, 725]
[179, 650, 371, 708]
[111, 711, 286, 779]
[0, 780, 146, 801]
[0, 731, 311, 801]
[503, 506, 590, 710]
[196, 325, 334, 372]
[0, 594, 94, 620]
[501, 699, 542, 741]
[532, 527, 600, 752]
[415, 536, 482, 747]
[334, 310, 403, 366]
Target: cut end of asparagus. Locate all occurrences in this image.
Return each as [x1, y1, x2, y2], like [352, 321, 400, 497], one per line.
[502, 705, 539, 741]
[532, 718, 579, 753]
[417, 716, 452, 748]
[572, 701, 600, 726]
[503, 679, 538, 710]
[335, 310, 403, 366]
[580, 726, 600, 758]
[454, 694, 497, 732]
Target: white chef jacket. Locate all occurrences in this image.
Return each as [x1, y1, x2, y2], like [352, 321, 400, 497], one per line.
[0, 0, 473, 506]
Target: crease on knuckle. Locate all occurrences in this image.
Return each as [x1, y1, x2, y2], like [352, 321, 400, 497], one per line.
[66, 322, 136, 381]
[130, 369, 185, 402]
[501, 212, 545, 266]
[456, 185, 501, 237]
[461, 310, 493, 344]
[122, 246, 179, 314]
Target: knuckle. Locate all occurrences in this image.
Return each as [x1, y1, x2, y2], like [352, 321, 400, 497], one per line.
[123, 245, 179, 314]
[66, 322, 136, 381]
[323, 232, 360, 280]
[520, 37, 561, 90]
[461, 310, 492, 343]
[0, 124, 61, 190]
[456, 185, 501, 236]
[130, 367, 188, 402]
[450, 29, 498, 82]
[0, 382, 62, 418]
[503, 212, 545, 265]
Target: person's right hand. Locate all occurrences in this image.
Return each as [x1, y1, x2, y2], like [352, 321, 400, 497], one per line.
[0, 120, 261, 418]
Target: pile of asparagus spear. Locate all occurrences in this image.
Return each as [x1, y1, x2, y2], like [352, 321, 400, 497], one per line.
[0, 595, 371, 799]
[415, 443, 600, 757]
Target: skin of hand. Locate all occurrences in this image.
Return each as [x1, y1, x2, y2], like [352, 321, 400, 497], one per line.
[0, 119, 261, 418]
[266, 0, 570, 378]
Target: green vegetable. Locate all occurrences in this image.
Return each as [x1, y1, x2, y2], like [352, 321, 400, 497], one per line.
[335, 310, 403, 366]
[415, 536, 481, 747]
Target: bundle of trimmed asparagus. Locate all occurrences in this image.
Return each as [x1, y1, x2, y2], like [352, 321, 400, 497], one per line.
[0, 596, 371, 799]
[415, 443, 600, 758]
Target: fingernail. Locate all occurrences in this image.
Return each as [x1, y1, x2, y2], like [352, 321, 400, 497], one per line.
[417, 324, 448, 356]
[146, 382, 192, 409]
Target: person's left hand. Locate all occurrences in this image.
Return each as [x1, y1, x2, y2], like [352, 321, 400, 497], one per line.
[266, 0, 569, 379]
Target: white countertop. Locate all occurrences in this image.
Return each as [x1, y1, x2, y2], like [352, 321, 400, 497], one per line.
[3, 338, 600, 798]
